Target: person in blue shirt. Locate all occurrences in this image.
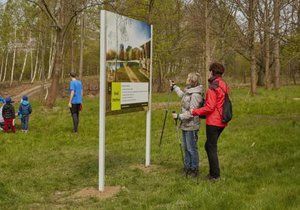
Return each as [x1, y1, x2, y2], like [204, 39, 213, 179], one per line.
[68, 72, 83, 133]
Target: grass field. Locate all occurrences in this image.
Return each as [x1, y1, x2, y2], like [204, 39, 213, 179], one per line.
[0, 86, 299, 209]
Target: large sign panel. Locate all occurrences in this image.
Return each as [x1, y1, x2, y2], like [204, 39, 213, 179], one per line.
[105, 11, 151, 112]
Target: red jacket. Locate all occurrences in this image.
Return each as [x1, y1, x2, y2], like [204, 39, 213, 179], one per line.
[192, 76, 229, 127]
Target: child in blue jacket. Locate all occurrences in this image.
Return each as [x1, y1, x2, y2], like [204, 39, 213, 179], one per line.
[18, 95, 32, 133]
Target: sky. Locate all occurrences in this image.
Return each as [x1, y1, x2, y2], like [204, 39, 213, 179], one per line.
[106, 11, 151, 52]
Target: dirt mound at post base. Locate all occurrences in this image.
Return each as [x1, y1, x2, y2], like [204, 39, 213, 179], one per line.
[68, 186, 121, 201]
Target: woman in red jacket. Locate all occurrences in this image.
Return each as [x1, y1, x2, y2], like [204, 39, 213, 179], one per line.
[191, 62, 229, 180]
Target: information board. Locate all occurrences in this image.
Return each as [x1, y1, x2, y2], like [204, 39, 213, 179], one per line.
[105, 11, 152, 112]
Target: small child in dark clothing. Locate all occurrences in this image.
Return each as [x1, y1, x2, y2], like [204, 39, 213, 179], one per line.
[18, 95, 32, 133]
[2, 97, 16, 133]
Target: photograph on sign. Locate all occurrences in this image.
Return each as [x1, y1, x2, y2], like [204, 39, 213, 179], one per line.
[104, 11, 151, 112]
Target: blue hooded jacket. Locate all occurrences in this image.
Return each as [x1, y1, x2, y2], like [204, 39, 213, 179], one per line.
[19, 100, 32, 116]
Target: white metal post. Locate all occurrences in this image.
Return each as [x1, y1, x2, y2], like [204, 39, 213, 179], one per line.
[145, 25, 153, 167]
[99, 10, 106, 192]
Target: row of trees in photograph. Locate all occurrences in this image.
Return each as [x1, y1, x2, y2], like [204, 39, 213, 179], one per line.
[106, 45, 145, 61]
[0, 0, 299, 107]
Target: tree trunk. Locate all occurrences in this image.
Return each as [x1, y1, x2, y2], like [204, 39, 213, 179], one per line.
[39, 38, 46, 81]
[157, 60, 163, 92]
[243, 69, 247, 84]
[19, 50, 28, 82]
[31, 45, 39, 83]
[30, 49, 33, 80]
[46, 29, 64, 107]
[2, 51, 9, 82]
[292, 63, 297, 85]
[10, 29, 17, 86]
[79, 12, 85, 80]
[10, 48, 16, 86]
[220, 34, 225, 65]
[61, 40, 65, 82]
[205, 0, 211, 90]
[274, 0, 281, 89]
[0, 52, 4, 82]
[71, 30, 75, 73]
[257, 21, 264, 87]
[60, 34, 66, 83]
[249, 0, 257, 95]
[48, 33, 56, 80]
[48, 33, 53, 79]
[264, 0, 271, 89]
[296, 0, 300, 33]
[257, 65, 264, 86]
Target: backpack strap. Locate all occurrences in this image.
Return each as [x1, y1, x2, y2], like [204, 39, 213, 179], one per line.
[218, 80, 229, 95]
[211, 84, 227, 119]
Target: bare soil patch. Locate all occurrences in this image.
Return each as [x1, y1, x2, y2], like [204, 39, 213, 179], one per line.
[61, 186, 121, 202]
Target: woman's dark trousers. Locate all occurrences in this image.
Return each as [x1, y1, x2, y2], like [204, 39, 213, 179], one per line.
[205, 125, 224, 178]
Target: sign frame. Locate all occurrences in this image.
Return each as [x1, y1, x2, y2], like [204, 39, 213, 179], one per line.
[99, 10, 152, 192]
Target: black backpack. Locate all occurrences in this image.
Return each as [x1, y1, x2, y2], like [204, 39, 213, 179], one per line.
[217, 86, 232, 123]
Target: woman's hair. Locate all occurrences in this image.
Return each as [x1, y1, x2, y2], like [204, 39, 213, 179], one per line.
[209, 62, 225, 76]
[187, 72, 201, 87]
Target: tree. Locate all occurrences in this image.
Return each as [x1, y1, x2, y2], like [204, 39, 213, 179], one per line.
[264, 0, 271, 89]
[79, 12, 85, 79]
[249, 0, 258, 95]
[204, 0, 211, 89]
[274, 0, 281, 89]
[26, 0, 113, 107]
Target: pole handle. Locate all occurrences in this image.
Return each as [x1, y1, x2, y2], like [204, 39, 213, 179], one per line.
[172, 111, 178, 126]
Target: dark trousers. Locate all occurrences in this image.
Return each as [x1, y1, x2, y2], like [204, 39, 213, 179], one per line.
[70, 104, 81, 132]
[205, 125, 224, 178]
[21, 115, 29, 130]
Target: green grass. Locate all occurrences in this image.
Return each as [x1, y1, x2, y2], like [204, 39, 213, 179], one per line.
[0, 86, 299, 209]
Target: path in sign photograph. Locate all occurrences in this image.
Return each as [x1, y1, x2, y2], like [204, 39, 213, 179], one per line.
[124, 64, 140, 82]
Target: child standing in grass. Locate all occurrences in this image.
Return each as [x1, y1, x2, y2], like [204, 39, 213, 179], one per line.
[2, 97, 16, 133]
[18, 95, 32, 133]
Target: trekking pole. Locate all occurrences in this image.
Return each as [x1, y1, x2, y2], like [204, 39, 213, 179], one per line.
[158, 83, 173, 147]
[172, 111, 185, 170]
